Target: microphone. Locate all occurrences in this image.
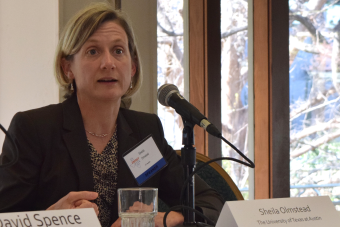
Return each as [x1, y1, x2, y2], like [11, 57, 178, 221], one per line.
[157, 84, 221, 138]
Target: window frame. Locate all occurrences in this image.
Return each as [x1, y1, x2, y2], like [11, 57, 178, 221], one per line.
[189, 0, 290, 199]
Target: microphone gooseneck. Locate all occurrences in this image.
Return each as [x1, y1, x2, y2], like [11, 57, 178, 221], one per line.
[157, 84, 221, 137]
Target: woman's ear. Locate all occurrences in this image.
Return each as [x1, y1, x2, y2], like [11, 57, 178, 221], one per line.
[131, 64, 136, 79]
[61, 58, 74, 80]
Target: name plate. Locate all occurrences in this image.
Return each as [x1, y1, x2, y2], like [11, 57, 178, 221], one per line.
[0, 208, 100, 227]
[216, 196, 340, 227]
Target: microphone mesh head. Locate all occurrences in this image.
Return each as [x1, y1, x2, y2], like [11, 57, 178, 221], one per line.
[157, 84, 179, 106]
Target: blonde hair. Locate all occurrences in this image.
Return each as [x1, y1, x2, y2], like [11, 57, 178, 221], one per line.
[54, 2, 142, 102]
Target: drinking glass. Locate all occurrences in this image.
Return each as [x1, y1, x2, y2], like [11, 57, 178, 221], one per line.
[118, 188, 158, 227]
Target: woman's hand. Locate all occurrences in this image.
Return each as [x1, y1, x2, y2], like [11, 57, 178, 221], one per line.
[127, 201, 154, 213]
[111, 211, 184, 227]
[47, 191, 99, 215]
[111, 217, 121, 227]
[111, 201, 154, 227]
[155, 211, 184, 227]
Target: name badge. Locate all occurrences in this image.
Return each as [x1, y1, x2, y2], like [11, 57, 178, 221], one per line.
[123, 135, 168, 185]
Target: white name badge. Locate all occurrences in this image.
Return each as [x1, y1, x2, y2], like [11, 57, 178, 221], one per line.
[123, 135, 168, 185]
[216, 196, 340, 227]
[0, 208, 100, 227]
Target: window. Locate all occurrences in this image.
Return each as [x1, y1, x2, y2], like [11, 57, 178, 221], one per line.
[289, 0, 340, 210]
[157, 0, 185, 149]
[221, 0, 253, 199]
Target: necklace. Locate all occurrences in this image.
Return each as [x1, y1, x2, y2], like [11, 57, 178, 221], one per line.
[85, 130, 109, 138]
[85, 124, 117, 138]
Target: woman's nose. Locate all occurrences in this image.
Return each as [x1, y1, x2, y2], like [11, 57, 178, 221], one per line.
[101, 50, 115, 70]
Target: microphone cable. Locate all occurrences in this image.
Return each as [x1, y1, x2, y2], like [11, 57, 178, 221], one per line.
[180, 134, 255, 207]
[0, 124, 19, 168]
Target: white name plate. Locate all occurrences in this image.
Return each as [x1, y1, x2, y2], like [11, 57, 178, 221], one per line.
[216, 196, 340, 227]
[0, 208, 101, 227]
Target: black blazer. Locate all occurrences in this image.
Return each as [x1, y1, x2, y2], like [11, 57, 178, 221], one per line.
[0, 95, 223, 223]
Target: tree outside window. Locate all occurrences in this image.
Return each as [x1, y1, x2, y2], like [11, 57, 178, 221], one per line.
[289, 0, 340, 210]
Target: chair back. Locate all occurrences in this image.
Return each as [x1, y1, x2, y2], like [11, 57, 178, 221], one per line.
[158, 151, 243, 212]
[193, 151, 244, 201]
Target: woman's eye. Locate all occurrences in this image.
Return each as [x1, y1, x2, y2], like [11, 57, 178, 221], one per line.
[115, 49, 123, 54]
[87, 49, 97, 55]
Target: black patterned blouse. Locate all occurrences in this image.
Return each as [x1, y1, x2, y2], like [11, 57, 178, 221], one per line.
[87, 128, 118, 227]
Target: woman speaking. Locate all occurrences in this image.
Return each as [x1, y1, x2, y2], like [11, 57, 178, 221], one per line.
[0, 3, 223, 227]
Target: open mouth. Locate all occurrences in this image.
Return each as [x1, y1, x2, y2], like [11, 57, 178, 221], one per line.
[98, 78, 117, 83]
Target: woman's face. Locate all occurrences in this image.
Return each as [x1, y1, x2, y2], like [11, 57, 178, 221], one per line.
[63, 21, 136, 102]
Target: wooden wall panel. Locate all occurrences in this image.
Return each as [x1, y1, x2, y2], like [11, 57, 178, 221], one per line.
[270, 0, 290, 198]
[189, 0, 221, 158]
[253, 0, 290, 199]
[189, 0, 206, 154]
[205, 0, 222, 161]
[254, 0, 271, 199]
